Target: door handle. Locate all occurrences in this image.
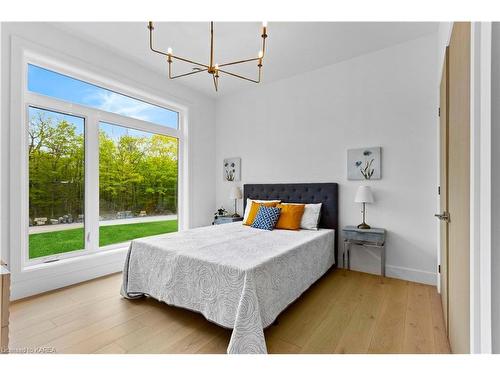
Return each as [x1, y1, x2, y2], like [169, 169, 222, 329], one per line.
[434, 212, 450, 222]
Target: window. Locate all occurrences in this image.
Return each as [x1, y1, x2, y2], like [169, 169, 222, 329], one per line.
[28, 64, 179, 130]
[28, 107, 85, 259]
[98, 123, 178, 248]
[24, 62, 183, 265]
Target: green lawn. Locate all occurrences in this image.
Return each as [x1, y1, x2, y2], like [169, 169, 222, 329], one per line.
[29, 220, 178, 259]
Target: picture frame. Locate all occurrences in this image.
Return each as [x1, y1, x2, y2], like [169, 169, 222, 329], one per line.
[347, 147, 382, 180]
[223, 157, 241, 182]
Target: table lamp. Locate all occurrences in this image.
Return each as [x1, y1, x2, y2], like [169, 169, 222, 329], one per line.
[354, 185, 374, 229]
[229, 186, 242, 217]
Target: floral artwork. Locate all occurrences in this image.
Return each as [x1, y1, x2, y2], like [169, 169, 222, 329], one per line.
[223, 157, 241, 182]
[347, 147, 381, 180]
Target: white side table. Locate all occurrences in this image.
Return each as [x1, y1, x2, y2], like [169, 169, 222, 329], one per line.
[342, 226, 386, 277]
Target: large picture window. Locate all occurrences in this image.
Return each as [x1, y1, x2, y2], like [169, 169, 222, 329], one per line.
[24, 62, 183, 265]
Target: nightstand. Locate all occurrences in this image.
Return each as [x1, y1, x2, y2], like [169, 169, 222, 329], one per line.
[213, 216, 243, 225]
[342, 226, 386, 276]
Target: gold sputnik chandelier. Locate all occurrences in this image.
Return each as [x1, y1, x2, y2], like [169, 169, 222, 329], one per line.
[147, 21, 268, 92]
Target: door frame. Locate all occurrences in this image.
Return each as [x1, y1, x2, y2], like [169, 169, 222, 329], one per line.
[437, 21, 492, 354]
[470, 21, 492, 354]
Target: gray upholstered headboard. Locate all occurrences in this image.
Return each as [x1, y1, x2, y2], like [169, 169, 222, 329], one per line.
[243, 183, 339, 267]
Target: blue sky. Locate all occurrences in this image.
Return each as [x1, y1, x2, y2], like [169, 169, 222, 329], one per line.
[28, 64, 178, 129]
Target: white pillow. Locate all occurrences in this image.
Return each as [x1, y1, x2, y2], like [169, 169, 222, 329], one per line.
[283, 202, 322, 230]
[243, 198, 281, 222]
[301, 203, 322, 230]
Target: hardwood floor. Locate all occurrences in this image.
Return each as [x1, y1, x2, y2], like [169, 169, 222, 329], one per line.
[8, 269, 450, 354]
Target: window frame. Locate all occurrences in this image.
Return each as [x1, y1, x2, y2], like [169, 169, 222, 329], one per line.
[12, 42, 188, 272]
[25, 103, 89, 264]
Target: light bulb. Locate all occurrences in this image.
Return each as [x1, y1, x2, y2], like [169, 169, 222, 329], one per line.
[167, 47, 173, 55]
[215, 64, 219, 70]
[258, 51, 264, 58]
[262, 21, 268, 27]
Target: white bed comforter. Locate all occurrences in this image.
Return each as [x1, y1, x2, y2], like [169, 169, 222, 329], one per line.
[121, 222, 335, 354]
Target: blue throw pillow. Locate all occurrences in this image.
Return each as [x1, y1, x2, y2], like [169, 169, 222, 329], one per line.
[251, 205, 281, 231]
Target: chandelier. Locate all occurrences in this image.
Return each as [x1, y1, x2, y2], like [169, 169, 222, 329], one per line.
[147, 21, 268, 92]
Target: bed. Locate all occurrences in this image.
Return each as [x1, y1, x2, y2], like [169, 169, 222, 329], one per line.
[121, 183, 339, 354]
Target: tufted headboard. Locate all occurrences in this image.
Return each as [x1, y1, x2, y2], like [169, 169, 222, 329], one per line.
[243, 183, 339, 266]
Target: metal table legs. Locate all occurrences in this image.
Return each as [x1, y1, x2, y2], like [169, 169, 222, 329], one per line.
[343, 240, 385, 277]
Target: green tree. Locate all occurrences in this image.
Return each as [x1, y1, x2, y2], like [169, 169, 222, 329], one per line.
[97, 127, 178, 218]
[29, 111, 178, 224]
[29, 112, 84, 221]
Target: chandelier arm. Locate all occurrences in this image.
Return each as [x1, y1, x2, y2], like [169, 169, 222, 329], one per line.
[169, 55, 209, 68]
[148, 21, 208, 68]
[212, 74, 218, 92]
[169, 68, 209, 80]
[210, 22, 214, 69]
[148, 22, 169, 58]
[219, 69, 260, 84]
[218, 57, 261, 68]
[261, 23, 268, 57]
[219, 25, 267, 68]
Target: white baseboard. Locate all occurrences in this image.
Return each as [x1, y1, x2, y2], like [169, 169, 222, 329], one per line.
[385, 264, 437, 286]
[347, 262, 437, 286]
[345, 247, 437, 286]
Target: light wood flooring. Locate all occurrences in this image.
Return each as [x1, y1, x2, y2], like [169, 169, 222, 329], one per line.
[8, 269, 450, 354]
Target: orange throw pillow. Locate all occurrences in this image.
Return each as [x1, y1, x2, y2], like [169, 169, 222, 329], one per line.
[243, 201, 279, 225]
[275, 203, 306, 230]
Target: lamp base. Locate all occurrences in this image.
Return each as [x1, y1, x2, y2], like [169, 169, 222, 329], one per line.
[231, 199, 240, 218]
[357, 222, 371, 230]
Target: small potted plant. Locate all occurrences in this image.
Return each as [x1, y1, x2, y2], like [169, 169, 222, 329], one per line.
[214, 207, 228, 218]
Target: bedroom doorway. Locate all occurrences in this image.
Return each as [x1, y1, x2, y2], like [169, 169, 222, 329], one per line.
[438, 46, 449, 332]
[437, 22, 471, 354]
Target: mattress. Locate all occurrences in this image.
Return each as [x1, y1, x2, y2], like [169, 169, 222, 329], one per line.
[121, 222, 336, 354]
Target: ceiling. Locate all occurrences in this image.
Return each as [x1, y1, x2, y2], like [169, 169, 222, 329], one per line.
[56, 22, 438, 97]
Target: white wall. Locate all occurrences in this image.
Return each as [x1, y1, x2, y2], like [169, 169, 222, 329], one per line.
[215, 34, 438, 285]
[491, 22, 500, 354]
[1, 22, 216, 297]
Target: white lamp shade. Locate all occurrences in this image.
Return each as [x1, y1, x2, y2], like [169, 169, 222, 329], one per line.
[229, 186, 242, 200]
[354, 186, 374, 203]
